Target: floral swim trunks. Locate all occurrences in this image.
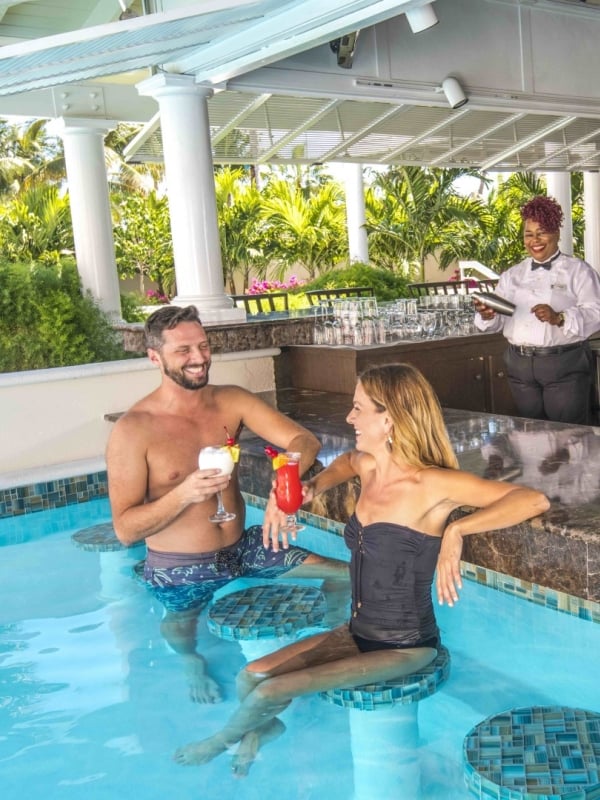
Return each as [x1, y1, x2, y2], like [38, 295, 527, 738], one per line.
[142, 525, 309, 613]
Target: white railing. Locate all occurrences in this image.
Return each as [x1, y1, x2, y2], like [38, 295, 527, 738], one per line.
[458, 260, 500, 281]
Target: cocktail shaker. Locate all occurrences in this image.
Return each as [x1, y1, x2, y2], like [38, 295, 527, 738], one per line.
[472, 291, 516, 316]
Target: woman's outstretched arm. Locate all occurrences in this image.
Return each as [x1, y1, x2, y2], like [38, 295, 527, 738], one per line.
[435, 472, 549, 607]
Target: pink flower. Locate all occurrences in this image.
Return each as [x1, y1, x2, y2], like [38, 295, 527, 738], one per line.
[245, 276, 306, 294]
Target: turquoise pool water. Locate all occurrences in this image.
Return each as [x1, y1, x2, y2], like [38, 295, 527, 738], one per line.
[1, 498, 599, 800]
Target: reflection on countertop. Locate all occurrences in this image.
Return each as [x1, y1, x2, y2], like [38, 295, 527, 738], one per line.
[239, 388, 600, 603]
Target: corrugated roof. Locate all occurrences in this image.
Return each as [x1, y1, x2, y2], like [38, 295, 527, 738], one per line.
[1, 0, 600, 172]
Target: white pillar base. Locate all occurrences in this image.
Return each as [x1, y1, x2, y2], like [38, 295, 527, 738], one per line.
[170, 295, 247, 324]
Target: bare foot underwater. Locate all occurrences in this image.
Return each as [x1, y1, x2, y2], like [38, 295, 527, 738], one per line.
[173, 719, 286, 776]
[182, 654, 222, 704]
[231, 720, 286, 777]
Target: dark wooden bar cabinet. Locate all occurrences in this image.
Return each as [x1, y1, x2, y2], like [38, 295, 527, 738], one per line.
[280, 332, 519, 416]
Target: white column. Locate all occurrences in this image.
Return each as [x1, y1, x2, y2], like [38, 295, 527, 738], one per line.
[545, 172, 573, 256]
[48, 118, 122, 319]
[137, 74, 244, 324]
[342, 162, 369, 264]
[583, 171, 600, 273]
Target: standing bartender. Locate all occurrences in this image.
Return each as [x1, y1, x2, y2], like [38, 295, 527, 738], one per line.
[474, 195, 600, 424]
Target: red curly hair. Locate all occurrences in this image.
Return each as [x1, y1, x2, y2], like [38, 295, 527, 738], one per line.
[520, 195, 564, 233]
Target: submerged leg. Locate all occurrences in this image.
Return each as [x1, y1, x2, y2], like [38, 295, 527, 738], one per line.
[231, 719, 286, 778]
[160, 609, 222, 704]
[173, 626, 437, 766]
[284, 556, 351, 627]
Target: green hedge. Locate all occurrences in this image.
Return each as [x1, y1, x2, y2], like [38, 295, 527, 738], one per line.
[0, 259, 134, 372]
[300, 263, 412, 302]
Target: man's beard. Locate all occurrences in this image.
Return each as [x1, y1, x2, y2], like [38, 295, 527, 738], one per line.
[162, 360, 210, 390]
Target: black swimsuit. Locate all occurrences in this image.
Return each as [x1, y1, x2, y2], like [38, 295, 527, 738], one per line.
[344, 513, 441, 652]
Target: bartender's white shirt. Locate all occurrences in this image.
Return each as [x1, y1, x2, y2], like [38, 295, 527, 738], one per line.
[474, 253, 600, 346]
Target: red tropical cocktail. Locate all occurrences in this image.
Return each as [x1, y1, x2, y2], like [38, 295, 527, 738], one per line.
[265, 449, 305, 534]
[275, 456, 303, 514]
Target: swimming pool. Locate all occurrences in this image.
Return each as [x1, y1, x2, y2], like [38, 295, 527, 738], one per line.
[1, 498, 599, 800]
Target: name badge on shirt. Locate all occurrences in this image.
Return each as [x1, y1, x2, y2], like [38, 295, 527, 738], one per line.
[551, 283, 567, 290]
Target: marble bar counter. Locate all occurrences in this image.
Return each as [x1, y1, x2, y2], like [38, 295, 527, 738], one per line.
[115, 315, 315, 354]
[238, 388, 600, 604]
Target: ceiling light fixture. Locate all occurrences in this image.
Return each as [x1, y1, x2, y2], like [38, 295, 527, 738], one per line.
[441, 76, 468, 109]
[405, 3, 439, 33]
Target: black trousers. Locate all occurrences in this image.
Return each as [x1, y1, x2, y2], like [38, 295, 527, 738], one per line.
[504, 343, 592, 425]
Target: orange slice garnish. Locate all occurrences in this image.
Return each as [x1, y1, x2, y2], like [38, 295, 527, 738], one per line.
[272, 453, 288, 470]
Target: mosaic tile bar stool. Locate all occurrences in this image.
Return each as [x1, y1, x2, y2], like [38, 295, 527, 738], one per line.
[320, 645, 451, 799]
[207, 582, 328, 660]
[464, 705, 600, 799]
[72, 522, 142, 601]
[71, 522, 125, 552]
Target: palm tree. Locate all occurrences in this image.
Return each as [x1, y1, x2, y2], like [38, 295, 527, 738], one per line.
[105, 124, 163, 195]
[261, 177, 347, 280]
[0, 119, 55, 195]
[364, 166, 490, 280]
[215, 167, 268, 293]
[0, 184, 73, 261]
[113, 189, 175, 297]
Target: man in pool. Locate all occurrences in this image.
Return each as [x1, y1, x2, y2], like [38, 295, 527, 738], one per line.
[106, 305, 349, 708]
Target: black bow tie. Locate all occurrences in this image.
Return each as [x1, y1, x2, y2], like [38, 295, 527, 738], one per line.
[531, 252, 560, 271]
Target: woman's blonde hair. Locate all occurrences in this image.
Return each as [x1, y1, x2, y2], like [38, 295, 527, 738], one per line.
[358, 363, 458, 470]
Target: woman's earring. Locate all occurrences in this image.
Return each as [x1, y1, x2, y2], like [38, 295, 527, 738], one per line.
[386, 434, 393, 452]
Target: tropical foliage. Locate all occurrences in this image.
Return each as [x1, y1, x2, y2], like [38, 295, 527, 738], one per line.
[0, 184, 73, 263]
[0, 259, 133, 372]
[364, 166, 491, 279]
[113, 189, 174, 297]
[260, 177, 348, 281]
[215, 167, 267, 294]
[303, 262, 411, 302]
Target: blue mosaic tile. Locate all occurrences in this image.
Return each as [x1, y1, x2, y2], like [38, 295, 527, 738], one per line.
[319, 645, 451, 710]
[71, 523, 129, 552]
[464, 706, 600, 799]
[460, 562, 600, 629]
[207, 583, 327, 641]
[0, 470, 108, 518]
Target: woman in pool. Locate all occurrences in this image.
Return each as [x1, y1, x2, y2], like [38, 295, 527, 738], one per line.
[174, 363, 550, 772]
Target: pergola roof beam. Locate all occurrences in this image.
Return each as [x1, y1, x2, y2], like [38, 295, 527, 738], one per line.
[479, 116, 578, 172]
[318, 104, 409, 163]
[257, 98, 342, 162]
[382, 107, 471, 162]
[524, 126, 600, 170]
[429, 112, 527, 166]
